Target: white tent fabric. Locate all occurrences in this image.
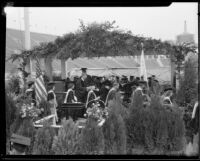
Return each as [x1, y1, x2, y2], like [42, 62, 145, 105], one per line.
[140, 48, 148, 81]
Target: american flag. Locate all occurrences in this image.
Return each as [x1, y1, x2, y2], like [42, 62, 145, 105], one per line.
[34, 55, 47, 105]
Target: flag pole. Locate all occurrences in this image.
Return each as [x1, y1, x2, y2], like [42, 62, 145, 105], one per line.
[24, 7, 32, 78]
[140, 42, 149, 90]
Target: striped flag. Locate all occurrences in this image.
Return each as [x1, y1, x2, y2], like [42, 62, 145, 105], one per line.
[34, 55, 47, 105]
[140, 43, 148, 82]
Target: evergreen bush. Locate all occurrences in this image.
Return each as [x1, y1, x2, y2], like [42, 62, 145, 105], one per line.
[15, 118, 37, 154]
[79, 117, 105, 154]
[102, 98, 127, 154]
[52, 118, 81, 154]
[6, 74, 21, 95]
[126, 93, 185, 154]
[176, 59, 198, 107]
[32, 122, 56, 155]
[5, 92, 17, 139]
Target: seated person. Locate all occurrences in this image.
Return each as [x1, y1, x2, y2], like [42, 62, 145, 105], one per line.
[64, 81, 78, 103]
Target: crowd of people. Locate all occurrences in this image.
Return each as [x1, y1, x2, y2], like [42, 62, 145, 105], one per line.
[24, 67, 175, 122]
[64, 68, 163, 105]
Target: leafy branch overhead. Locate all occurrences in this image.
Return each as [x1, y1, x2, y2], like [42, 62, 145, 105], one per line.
[8, 20, 197, 62]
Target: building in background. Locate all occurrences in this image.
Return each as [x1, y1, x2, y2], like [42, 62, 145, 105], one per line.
[176, 21, 195, 45]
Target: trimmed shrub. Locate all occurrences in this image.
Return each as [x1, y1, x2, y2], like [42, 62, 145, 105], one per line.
[79, 117, 105, 154]
[52, 118, 81, 154]
[15, 118, 37, 154]
[6, 74, 21, 95]
[32, 122, 56, 155]
[126, 93, 185, 154]
[176, 59, 198, 107]
[5, 92, 17, 139]
[102, 99, 127, 154]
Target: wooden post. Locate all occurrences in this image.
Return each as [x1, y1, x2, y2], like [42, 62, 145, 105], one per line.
[61, 59, 66, 80]
[45, 57, 53, 81]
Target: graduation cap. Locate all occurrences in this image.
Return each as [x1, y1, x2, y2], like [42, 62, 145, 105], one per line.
[68, 80, 75, 84]
[154, 79, 159, 83]
[139, 80, 147, 84]
[121, 75, 128, 80]
[164, 87, 173, 92]
[47, 81, 56, 86]
[81, 68, 87, 72]
[103, 80, 112, 86]
[27, 80, 34, 87]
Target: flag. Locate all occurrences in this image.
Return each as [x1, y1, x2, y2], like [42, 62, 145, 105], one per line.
[140, 43, 148, 82]
[34, 55, 47, 105]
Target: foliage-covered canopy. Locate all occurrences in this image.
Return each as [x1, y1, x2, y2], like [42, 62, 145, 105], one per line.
[11, 20, 197, 63]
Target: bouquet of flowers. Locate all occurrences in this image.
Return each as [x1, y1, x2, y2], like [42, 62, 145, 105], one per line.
[85, 101, 109, 122]
[19, 103, 43, 120]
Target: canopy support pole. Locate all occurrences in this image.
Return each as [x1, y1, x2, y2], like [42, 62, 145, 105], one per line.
[61, 59, 66, 80]
[45, 57, 53, 81]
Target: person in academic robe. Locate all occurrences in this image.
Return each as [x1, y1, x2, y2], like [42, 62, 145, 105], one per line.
[81, 68, 93, 86]
[129, 76, 135, 82]
[75, 69, 95, 103]
[99, 79, 112, 103]
[25, 81, 36, 106]
[64, 81, 78, 103]
[47, 82, 58, 124]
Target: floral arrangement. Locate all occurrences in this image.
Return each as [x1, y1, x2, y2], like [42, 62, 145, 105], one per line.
[84, 101, 109, 122]
[19, 103, 43, 119]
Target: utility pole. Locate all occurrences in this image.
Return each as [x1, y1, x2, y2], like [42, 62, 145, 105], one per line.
[24, 7, 32, 77]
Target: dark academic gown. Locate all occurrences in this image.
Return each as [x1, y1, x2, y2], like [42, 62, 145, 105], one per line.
[75, 78, 87, 103]
[99, 85, 110, 103]
[66, 90, 77, 103]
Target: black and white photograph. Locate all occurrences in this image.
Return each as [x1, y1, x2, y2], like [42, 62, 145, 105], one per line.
[3, 2, 199, 157]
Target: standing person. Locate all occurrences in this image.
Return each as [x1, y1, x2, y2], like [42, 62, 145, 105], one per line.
[47, 82, 58, 124]
[75, 69, 94, 103]
[151, 75, 160, 94]
[25, 80, 36, 106]
[81, 68, 93, 86]
[64, 81, 77, 103]
[130, 76, 134, 82]
[99, 79, 112, 103]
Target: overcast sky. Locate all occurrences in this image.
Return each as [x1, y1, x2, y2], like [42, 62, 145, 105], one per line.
[5, 2, 198, 43]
